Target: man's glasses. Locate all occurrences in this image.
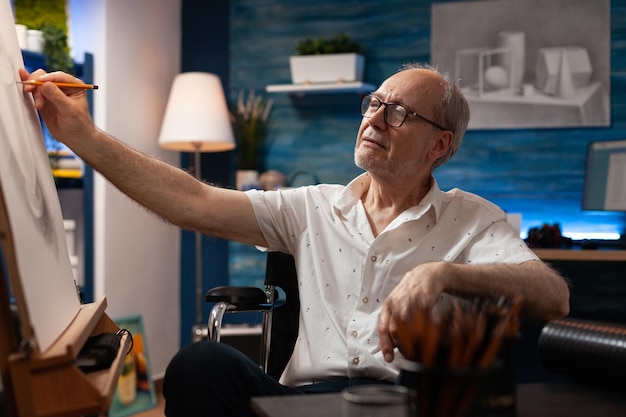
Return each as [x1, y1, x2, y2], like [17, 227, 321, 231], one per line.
[360, 94, 447, 130]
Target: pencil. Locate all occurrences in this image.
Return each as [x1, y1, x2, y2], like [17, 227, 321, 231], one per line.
[18, 80, 99, 90]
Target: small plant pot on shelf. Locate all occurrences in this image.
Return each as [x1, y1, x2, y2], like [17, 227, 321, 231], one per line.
[289, 53, 364, 85]
[236, 169, 261, 191]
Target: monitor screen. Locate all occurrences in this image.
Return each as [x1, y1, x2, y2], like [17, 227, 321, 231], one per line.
[582, 139, 626, 211]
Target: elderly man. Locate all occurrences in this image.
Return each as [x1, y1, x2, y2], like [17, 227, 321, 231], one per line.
[20, 63, 569, 417]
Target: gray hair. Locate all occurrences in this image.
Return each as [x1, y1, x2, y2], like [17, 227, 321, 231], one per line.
[398, 62, 470, 169]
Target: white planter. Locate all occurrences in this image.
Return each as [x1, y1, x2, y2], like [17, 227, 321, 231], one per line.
[26, 29, 45, 53]
[236, 169, 260, 191]
[289, 53, 364, 84]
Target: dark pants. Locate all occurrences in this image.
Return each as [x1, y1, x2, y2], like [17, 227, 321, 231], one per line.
[163, 341, 390, 417]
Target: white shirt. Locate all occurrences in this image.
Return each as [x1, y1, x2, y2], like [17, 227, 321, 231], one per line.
[246, 173, 537, 387]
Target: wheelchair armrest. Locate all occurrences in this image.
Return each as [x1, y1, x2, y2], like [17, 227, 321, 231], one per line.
[205, 286, 270, 310]
[206, 286, 275, 342]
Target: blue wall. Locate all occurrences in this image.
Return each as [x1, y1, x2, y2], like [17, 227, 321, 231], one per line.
[229, 0, 626, 234]
[226, 0, 626, 292]
[176, 0, 626, 339]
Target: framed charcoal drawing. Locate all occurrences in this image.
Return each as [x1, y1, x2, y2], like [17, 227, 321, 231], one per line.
[431, 0, 610, 130]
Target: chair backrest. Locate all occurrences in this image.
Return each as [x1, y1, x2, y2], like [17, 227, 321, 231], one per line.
[264, 252, 299, 380]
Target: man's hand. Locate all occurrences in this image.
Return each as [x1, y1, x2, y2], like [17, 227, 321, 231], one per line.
[378, 258, 570, 363]
[19, 68, 96, 147]
[378, 262, 449, 362]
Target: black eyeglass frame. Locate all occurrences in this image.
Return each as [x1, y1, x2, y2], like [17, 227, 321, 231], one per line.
[360, 94, 448, 131]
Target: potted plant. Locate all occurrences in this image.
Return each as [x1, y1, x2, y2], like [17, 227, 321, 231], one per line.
[231, 90, 273, 190]
[41, 22, 75, 74]
[14, 0, 74, 73]
[289, 34, 364, 85]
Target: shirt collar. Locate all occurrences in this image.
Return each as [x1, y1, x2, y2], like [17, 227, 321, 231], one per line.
[333, 173, 444, 221]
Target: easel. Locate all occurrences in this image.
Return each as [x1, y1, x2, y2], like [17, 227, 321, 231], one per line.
[0, 184, 129, 416]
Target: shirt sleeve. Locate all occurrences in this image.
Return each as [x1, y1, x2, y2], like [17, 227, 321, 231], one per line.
[462, 219, 539, 264]
[245, 188, 307, 253]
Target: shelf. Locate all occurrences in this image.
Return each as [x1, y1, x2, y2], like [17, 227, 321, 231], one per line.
[22, 49, 84, 74]
[21, 49, 46, 68]
[54, 176, 83, 189]
[265, 81, 375, 94]
[52, 168, 82, 179]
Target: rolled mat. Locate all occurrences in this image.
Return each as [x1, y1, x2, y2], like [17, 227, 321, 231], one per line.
[538, 318, 626, 385]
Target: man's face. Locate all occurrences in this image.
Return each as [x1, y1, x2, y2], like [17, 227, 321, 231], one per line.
[354, 69, 449, 181]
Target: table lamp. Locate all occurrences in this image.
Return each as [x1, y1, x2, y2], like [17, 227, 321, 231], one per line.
[158, 72, 235, 329]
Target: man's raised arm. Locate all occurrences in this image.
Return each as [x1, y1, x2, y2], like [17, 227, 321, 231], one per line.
[19, 68, 266, 247]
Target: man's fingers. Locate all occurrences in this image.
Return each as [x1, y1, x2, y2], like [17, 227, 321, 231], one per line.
[37, 70, 82, 84]
[378, 305, 395, 362]
[393, 318, 417, 361]
[18, 68, 29, 80]
[40, 82, 69, 108]
[35, 76, 85, 114]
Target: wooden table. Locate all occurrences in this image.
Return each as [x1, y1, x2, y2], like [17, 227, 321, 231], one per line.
[252, 382, 626, 417]
[532, 248, 626, 262]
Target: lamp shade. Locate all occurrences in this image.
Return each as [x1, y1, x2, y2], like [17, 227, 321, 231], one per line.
[158, 72, 235, 152]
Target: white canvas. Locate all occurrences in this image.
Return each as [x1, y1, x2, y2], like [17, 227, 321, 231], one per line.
[0, 0, 81, 353]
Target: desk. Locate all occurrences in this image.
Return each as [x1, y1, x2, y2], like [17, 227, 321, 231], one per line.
[533, 248, 626, 262]
[530, 249, 626, 323]
[252, 383, 626, 417]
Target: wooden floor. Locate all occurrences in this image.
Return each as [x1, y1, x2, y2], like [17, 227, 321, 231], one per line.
[133, 379, 165, 417]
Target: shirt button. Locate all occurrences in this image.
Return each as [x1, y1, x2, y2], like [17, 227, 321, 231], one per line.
[353, 357, 360, 365]
[362, 297, 369, 304]
[352, 330, 358, 337]
[370, 256, 377, 262]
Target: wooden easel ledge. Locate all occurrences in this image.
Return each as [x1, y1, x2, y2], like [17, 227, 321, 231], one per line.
[8, 296, 130, 417]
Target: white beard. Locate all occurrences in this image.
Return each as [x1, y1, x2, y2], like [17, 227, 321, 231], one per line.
[354, 146, 421, 179]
